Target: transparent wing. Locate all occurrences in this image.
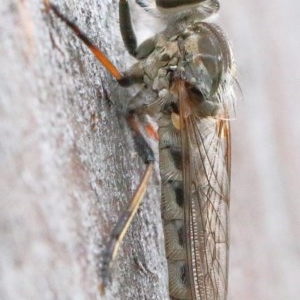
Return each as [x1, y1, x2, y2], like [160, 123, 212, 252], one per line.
[180, 96, 231, 300]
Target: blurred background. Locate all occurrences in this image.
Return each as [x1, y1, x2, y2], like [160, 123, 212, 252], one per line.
[220, 1, 300, 299]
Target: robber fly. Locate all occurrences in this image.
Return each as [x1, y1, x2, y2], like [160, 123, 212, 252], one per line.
[45, 0, 237, 299]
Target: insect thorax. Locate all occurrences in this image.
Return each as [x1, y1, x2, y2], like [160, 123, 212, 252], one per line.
[126, 18, 233, 119]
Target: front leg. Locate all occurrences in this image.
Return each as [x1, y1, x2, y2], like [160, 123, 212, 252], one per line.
[45, 1, 146, 86]
[119, 0, 156, 59]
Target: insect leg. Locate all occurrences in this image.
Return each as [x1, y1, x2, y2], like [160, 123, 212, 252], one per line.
[119, 0, 155, 59]
[45, 1, 121, 80]
[119, 0, 137, 57]
[99, 112, 155, 294]
[45, 1, 145, 86]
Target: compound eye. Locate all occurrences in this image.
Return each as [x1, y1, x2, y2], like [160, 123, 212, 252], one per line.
[156, 0, 205, 9]
[155, 0, 220, 19]
[188, 85, 220, 116]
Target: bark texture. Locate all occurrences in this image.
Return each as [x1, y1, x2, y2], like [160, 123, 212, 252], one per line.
[1, 1, 299, 300]
[0, 0, 166, 299]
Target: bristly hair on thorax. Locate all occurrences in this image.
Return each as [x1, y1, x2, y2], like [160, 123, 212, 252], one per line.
[135, 0, 220, 25]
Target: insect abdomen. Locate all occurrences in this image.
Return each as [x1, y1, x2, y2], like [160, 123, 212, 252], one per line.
[159, 117, 192, 299]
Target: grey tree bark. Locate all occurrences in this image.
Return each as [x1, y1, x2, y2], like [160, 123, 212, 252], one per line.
[1, 1, 300, 300]
[0, 0, 167, 299]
